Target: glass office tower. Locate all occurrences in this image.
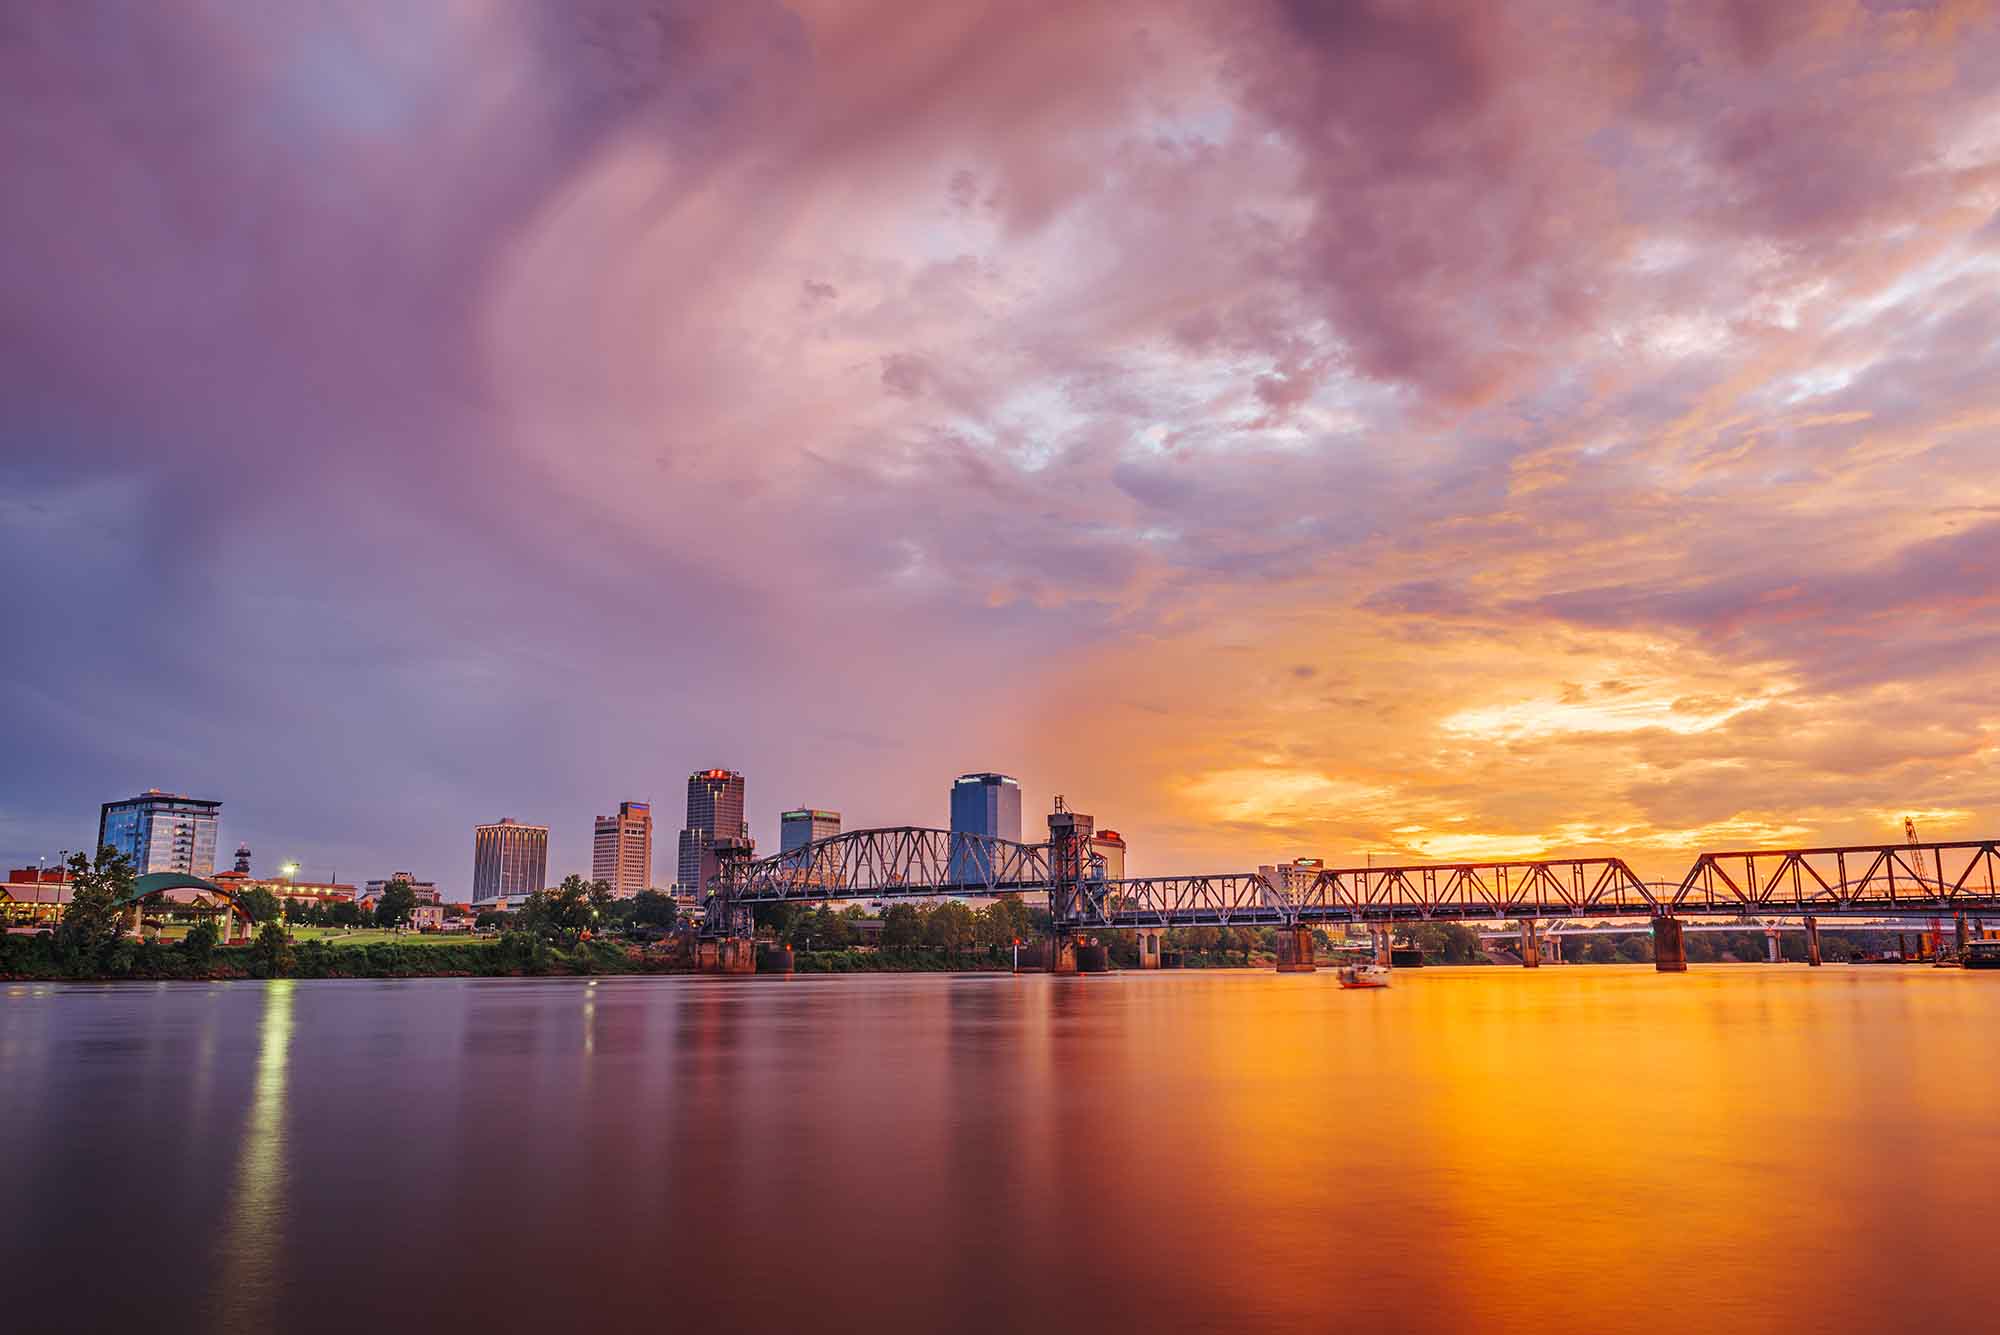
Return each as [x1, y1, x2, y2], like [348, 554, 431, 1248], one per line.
[98, 791, 221, 876]
[948, 773, 1022, 884]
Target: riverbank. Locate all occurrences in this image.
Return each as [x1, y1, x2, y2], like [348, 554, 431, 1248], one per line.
[0, 932, 679, 982]
[0, 932, 1292, 982]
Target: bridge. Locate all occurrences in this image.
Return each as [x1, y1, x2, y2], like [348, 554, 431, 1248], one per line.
[701, 805, 2000, 976]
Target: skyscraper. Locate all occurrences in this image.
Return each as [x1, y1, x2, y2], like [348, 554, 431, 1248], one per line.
[472, 818, 548, 903]
[677, 769, 747, 907]
[780, 808, 841, 855]
[948, 773, 1022, 884]
[592, 800, 653, 899]
[98, 790, 221, 877]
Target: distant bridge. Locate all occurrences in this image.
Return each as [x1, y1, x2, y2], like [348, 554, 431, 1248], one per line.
[706, 819, 2000, 975]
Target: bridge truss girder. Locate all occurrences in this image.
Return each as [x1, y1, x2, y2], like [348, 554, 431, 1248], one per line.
[709, 829, 2000, 934]
[718, 827, 1049, 904]
[1670, 840, 2000, 916]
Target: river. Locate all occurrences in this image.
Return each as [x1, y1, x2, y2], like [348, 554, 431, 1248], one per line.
[5, 966, 1997, 1333]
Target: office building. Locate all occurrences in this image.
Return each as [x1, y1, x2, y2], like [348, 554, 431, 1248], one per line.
[472, 818, 548, 903]
[592, 800, 654, 899]
[780, 808, 841, 855]
[98, 790, 221, 877]
[677, 769, 747, 907]
[360, 872, 441, 907]
[949, 772, 1022, 883]
[1091, 829, 1127, 882]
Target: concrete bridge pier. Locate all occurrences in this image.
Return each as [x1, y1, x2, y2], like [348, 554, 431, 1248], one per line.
[1275, 925, 1316, 973]
[1765, 927, 1781, 963]
[1520, 918, 1540, 968]
[1652, 915, 1687, 972]
[697, 938, 757, 975]
[1956, 912, 1968, 957]
[1136, 928, 1164, 969]
[1805, 915, 1822, 966]
[1048, 933, 1079, 976]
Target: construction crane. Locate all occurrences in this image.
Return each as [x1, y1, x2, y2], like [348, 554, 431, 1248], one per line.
[1906, 816, 1945, 961]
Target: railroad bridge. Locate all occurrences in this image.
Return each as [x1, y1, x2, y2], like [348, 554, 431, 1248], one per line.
[702, 802, 2000, 976]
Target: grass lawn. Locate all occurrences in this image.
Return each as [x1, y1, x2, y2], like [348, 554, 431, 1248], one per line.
[288, 927, 482, 948]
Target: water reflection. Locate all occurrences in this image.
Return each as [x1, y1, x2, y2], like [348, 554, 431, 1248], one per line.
[9, 968, 2000, 1334]
[210, 980, 294, 1332]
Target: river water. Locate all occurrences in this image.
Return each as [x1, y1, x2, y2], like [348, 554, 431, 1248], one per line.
[5, 966, 1997, 1333]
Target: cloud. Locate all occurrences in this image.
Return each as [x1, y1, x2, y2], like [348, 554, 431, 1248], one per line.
[4, 1, 1999, 886]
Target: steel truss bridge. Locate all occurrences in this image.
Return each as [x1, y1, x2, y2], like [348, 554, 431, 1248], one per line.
[709, 830, 2000, 935]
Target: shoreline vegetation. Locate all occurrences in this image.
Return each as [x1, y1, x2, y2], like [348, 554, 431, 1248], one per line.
[7, 848, 1896, 983]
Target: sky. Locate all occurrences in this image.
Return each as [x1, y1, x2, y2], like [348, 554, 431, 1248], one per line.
[5, 1, 2000, 894]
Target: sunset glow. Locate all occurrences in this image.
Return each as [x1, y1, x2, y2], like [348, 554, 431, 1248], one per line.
[6, 2, 1999, 884]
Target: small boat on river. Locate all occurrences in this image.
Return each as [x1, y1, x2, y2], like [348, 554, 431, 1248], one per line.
[1338, 962, 1391, 989]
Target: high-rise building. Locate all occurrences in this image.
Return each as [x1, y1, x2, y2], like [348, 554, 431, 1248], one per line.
[677, 769, 747, 907]
[472, 818, 548, 903]
[1091, 829, 1127, 882]
[949, 773, 1022, 883]
[780, 808, 841, 855]
[98, 790, 221, 877]
[592, 800, 654, 899]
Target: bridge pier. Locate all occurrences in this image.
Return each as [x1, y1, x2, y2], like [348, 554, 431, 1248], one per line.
[1956, 912, 1968, 958]
[1275, 925, 1315, 973]
[1520, 918, 1540, 968]
[1135, 928, 1164, 969]
[697, 938, 758, 975]
[1651, 916, 1687, 972]
[1805, 915, 1822, 966]
[1048, 933, 1079, 976]
[1765, 928, 1781, 964]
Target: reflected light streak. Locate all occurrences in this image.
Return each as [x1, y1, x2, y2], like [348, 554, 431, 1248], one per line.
[212, 980, 295, 1332]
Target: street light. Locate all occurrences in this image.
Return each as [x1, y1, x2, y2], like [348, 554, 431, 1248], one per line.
[280, 862, 300, 880]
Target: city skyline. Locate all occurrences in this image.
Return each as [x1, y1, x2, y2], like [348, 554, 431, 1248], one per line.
[6, 5, 1998, 891]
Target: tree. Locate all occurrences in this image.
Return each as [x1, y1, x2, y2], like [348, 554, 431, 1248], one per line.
[519, 875, 612, 946]
[924, 901, 977, 954]
[805, 905, 852, 950]
[631, 890, 678, 930]
[980, 894, 1032, 947]
[329, 899, 363, 928]
[56, 846, 134, 963]
[238, 885, 283, 925]
[375, 880, 418, 929]
[881, 903, 923, 951]
[474, 908, 509, 931]
[252, 922, 292, 977]
[180, 917, 219, 965]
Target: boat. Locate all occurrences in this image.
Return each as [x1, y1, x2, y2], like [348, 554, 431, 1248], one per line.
[1962, 941, 2000, 970]
[1338, 962, 1391, 989]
